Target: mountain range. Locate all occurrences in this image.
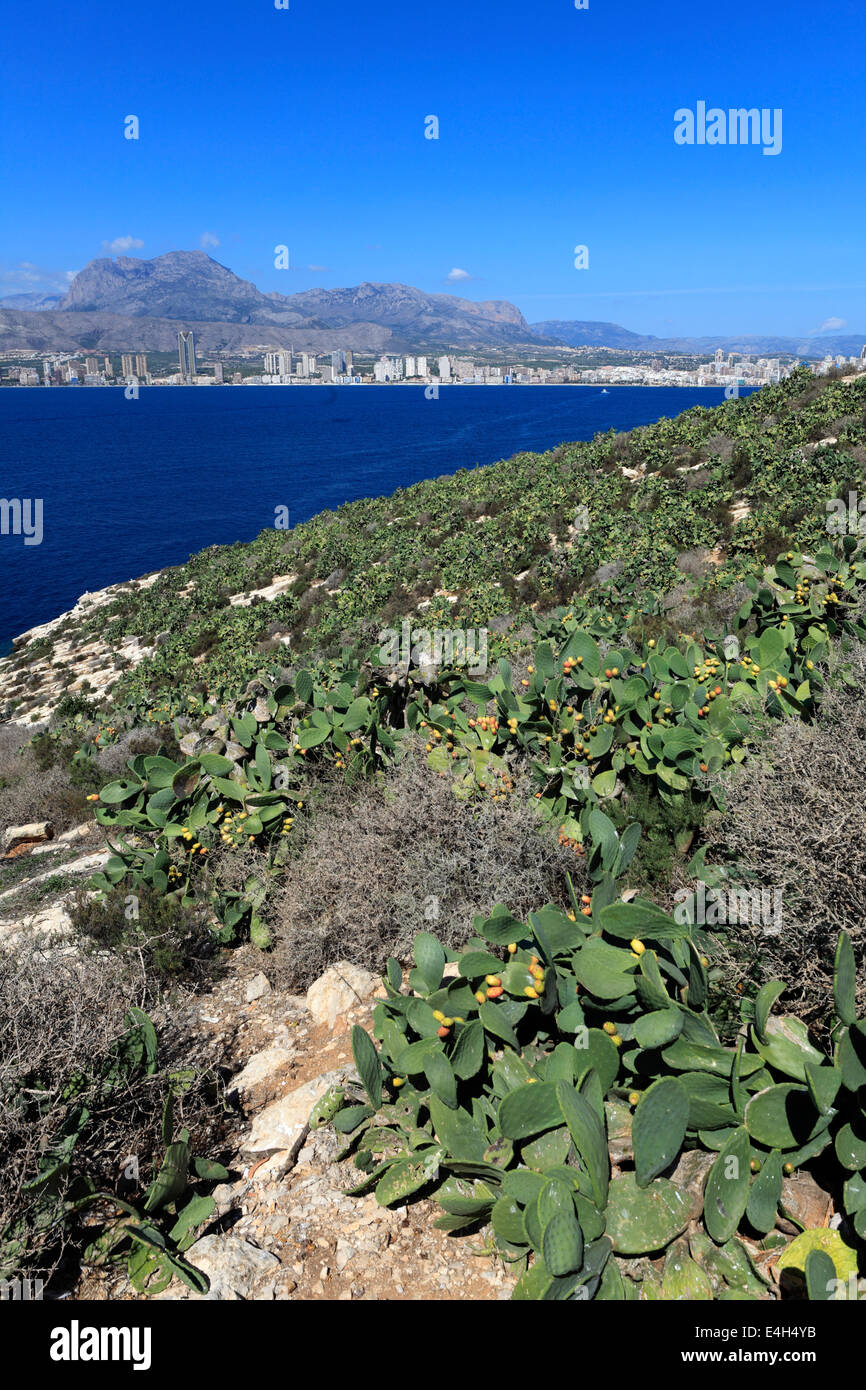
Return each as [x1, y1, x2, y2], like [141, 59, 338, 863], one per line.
[529, 319, 866, 360]
[0, 251, 863, 359]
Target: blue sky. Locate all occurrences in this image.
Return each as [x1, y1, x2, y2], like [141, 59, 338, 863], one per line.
[2, 0, 864, 337]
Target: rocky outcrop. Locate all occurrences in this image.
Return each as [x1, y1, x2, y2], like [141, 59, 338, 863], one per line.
[0, 575, 161, 724]
[126, 956, 513, 1304]
[305, 962, 381, 1030]
[2, 821, 53, 854]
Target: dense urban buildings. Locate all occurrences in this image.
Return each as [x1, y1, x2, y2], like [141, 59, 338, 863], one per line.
[4, 343, 865, 389]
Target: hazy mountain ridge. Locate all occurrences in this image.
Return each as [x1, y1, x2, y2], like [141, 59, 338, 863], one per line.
[0, 291, 62, 311]
[532, 318, 866, 358]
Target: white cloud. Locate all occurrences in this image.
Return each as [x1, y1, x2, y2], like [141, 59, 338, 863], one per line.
[446, 267, 472, 282]
[200, 231, 220, 248]
[816, 316, 846, 333]
[102, 236, 144, 254]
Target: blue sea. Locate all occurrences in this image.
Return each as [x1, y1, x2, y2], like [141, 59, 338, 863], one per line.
[0, 384, 753, 651]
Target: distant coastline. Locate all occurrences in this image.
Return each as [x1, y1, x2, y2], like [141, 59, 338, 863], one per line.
[8, 380, 761, 391]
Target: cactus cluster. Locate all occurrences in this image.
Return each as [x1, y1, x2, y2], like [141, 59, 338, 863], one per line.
[79, 536, 866, 953]
[88, 662, 404, 943]
[323, 830, 865, 1300]
[69, 1089, 229, 1296]
[413, 540, 866, 840]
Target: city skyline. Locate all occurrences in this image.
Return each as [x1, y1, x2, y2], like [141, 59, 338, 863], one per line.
[11, 341, 864, 392]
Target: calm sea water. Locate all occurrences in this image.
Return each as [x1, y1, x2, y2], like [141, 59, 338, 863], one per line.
[0, 384, 752, 651]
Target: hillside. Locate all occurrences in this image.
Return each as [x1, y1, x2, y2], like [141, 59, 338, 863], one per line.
[530, 319, 652, 349]
[5, 363, 862, 718]
[2, 365, 866, 1305]
[0, 307, 396, 355]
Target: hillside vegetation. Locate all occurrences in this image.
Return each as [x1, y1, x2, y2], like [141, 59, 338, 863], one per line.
[61, 366, 864, 702]
[3, 365, 866, 1302]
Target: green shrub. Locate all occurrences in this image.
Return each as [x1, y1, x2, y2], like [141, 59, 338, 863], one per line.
[322, 858, 866, 1301]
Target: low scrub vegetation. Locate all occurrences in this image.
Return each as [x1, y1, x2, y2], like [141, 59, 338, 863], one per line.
[0, 945, 228, 1292]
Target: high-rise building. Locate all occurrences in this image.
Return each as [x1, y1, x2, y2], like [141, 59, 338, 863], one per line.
[416, 356, 427, 377]
[135, 354, 148, 378]
[121, 353, 134, 378]
[85, 357, 99, 376]
[104, 356, 114, 377]
[214, 363, 224, 384]
[405, 356, 416, 378]
[331, 349, 347, 374]
[264, 349, 292, 377]
[438, 356, 452, 381]
[178, 331, 197, 383]
[345, 350, 353, 368]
